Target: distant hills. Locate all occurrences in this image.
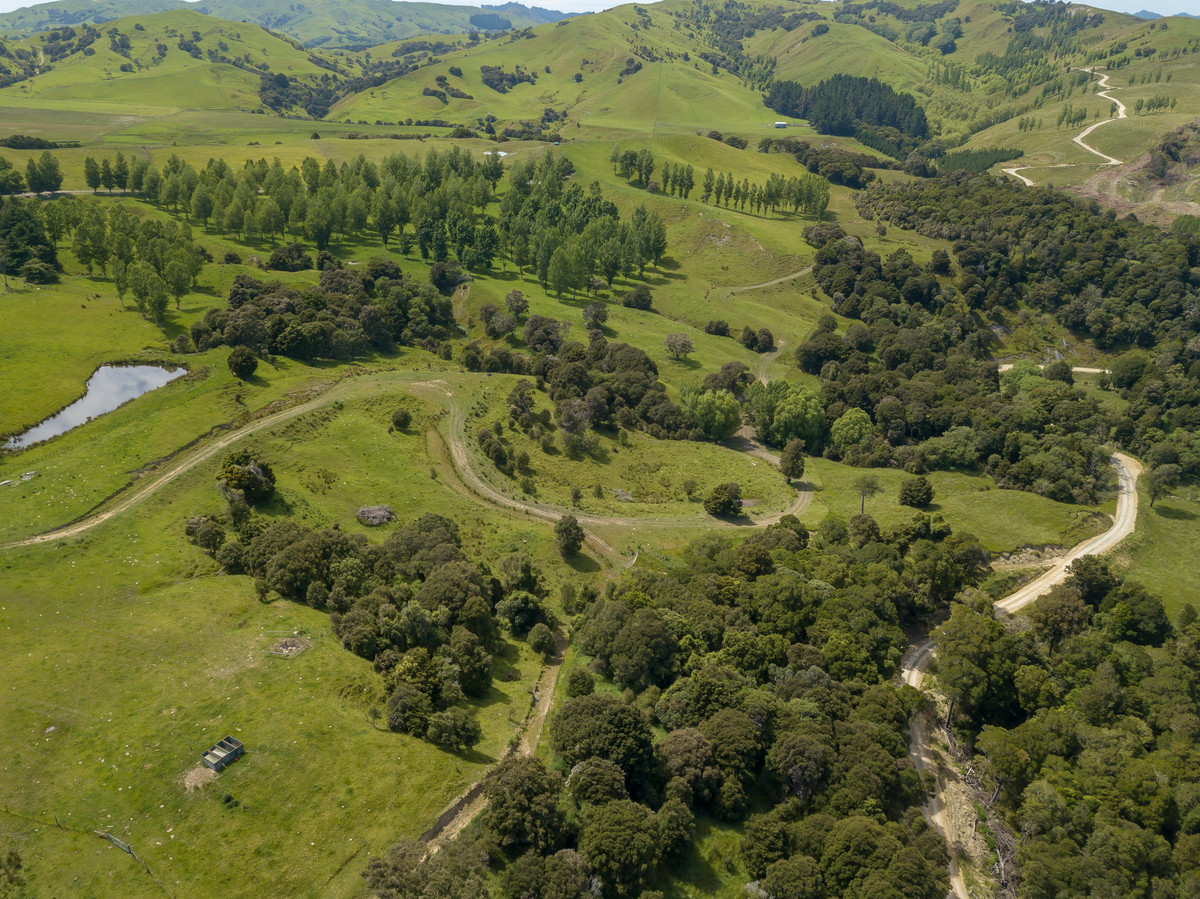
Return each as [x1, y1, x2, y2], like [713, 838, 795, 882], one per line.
[1133, 9, 1200, 18]
[0, 0, 572, 47]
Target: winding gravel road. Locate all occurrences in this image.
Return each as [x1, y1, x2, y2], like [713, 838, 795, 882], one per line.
[902, 451, 1141, 898]
[1003, 68, 1127, 186]
[1073, 70, 1127, 167]
[5, 373, 811, 553]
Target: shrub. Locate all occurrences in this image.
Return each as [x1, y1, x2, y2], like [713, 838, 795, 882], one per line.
[430, 260, 466, 294]
[219, 448, 275, 504]
[780, 439, 805, 481]
[566, 667, 595, 697]
[621, 284, 653, 310]
[386, 682, 432, 736]
[529, 622, 556, 659]
[266, 242, 312, 272]
[899, 475, 934, 508]
[704, 482, 742, 517]
[391, 407, 412, 430]
[19, 260, 59, 284]
[215, 540, 246, 574]
[227, 345, 258, 379]
[554, 514, 585, 555]
[426, 707, 482, 752]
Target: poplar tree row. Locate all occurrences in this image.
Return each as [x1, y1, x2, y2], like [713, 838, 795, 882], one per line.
[702, 167, 829, 219]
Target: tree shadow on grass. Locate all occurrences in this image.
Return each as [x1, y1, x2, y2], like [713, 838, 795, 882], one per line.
[488, 269, 528, 284]
[667, 356, 703, 371]
[453, 746, 495, 764]
[237, 372, 270, 388]
[1154, 503, 1196, 521]
[257, 494, 295, 519]
[566, 552, 602, 574]
[471, 678, 521, 712]
[646, 270, 685, 285]
[712, 512, 756, 527]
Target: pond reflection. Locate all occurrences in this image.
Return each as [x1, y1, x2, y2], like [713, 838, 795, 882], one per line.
[6, 365, 185, 450]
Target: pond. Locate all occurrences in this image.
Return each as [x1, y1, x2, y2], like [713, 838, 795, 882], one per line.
[5, 364, 186, 450]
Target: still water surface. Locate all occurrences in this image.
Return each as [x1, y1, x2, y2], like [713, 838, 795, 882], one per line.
[6, 365, 185, 450]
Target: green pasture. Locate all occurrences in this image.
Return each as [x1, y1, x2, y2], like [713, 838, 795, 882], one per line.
[460, 376, 796, 520]
[803, 458, 1112, 555]
[1114, 484, 1200, 618]
[0, 412, 557, 897]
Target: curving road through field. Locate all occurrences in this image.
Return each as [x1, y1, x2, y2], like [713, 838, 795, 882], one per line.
[1073, 70, 1127, 166]
[1003, 68, 1127, 186]
[2, 351, 1143, 885]
[5, 373, 810, 553]
[902, 451, 1141, 898]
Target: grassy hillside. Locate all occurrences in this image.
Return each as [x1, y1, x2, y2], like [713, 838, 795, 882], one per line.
[1, 10, 334, 114]
[329, 0, 1200, 164]
[4, 2, 1200, 896]
[5, 0, 1200, 183]
[333, 8, 788, 138]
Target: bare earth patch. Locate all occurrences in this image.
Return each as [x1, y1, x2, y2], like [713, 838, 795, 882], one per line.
[184, 765, 216, 792]
[268, 636, 310, 657]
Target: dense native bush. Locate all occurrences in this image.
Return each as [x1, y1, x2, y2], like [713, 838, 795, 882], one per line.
[933, 556, 1200, 896]
[368, 516, 990, 896]
[777, 173, 1200, 504]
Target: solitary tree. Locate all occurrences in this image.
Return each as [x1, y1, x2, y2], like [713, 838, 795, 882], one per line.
[583, 302, 608, 330]
[780, 439, 805, 482]
[505, 289, 529, 318]
[1146, 464, 1181, 507]
[898, 475, 934, 508]
[227, 345, 258, 380]
[555, 514, 585, 555]
[664, 332, 694, 361]
[705, 482, 743, 517]
[854, 474, 883, 514]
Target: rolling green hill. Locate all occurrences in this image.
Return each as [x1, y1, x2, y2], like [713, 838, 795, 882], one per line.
[0, 0, 568, 48]
[330, 0, 1200, 189]
[0, 10, 338, 114]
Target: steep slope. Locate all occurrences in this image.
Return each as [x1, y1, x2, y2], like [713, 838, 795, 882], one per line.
[333, 2, 792, 134]
[0, 10, 337, 112]
[332, 0, 1171, 142]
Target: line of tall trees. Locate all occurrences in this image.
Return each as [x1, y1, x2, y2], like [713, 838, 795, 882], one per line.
[72, 147, 668, 296]
[0, 150, 65, 195]
[702, 167, 830, 219]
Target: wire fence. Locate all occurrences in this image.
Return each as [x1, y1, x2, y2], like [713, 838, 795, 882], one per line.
[1, 804, 174, 897]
